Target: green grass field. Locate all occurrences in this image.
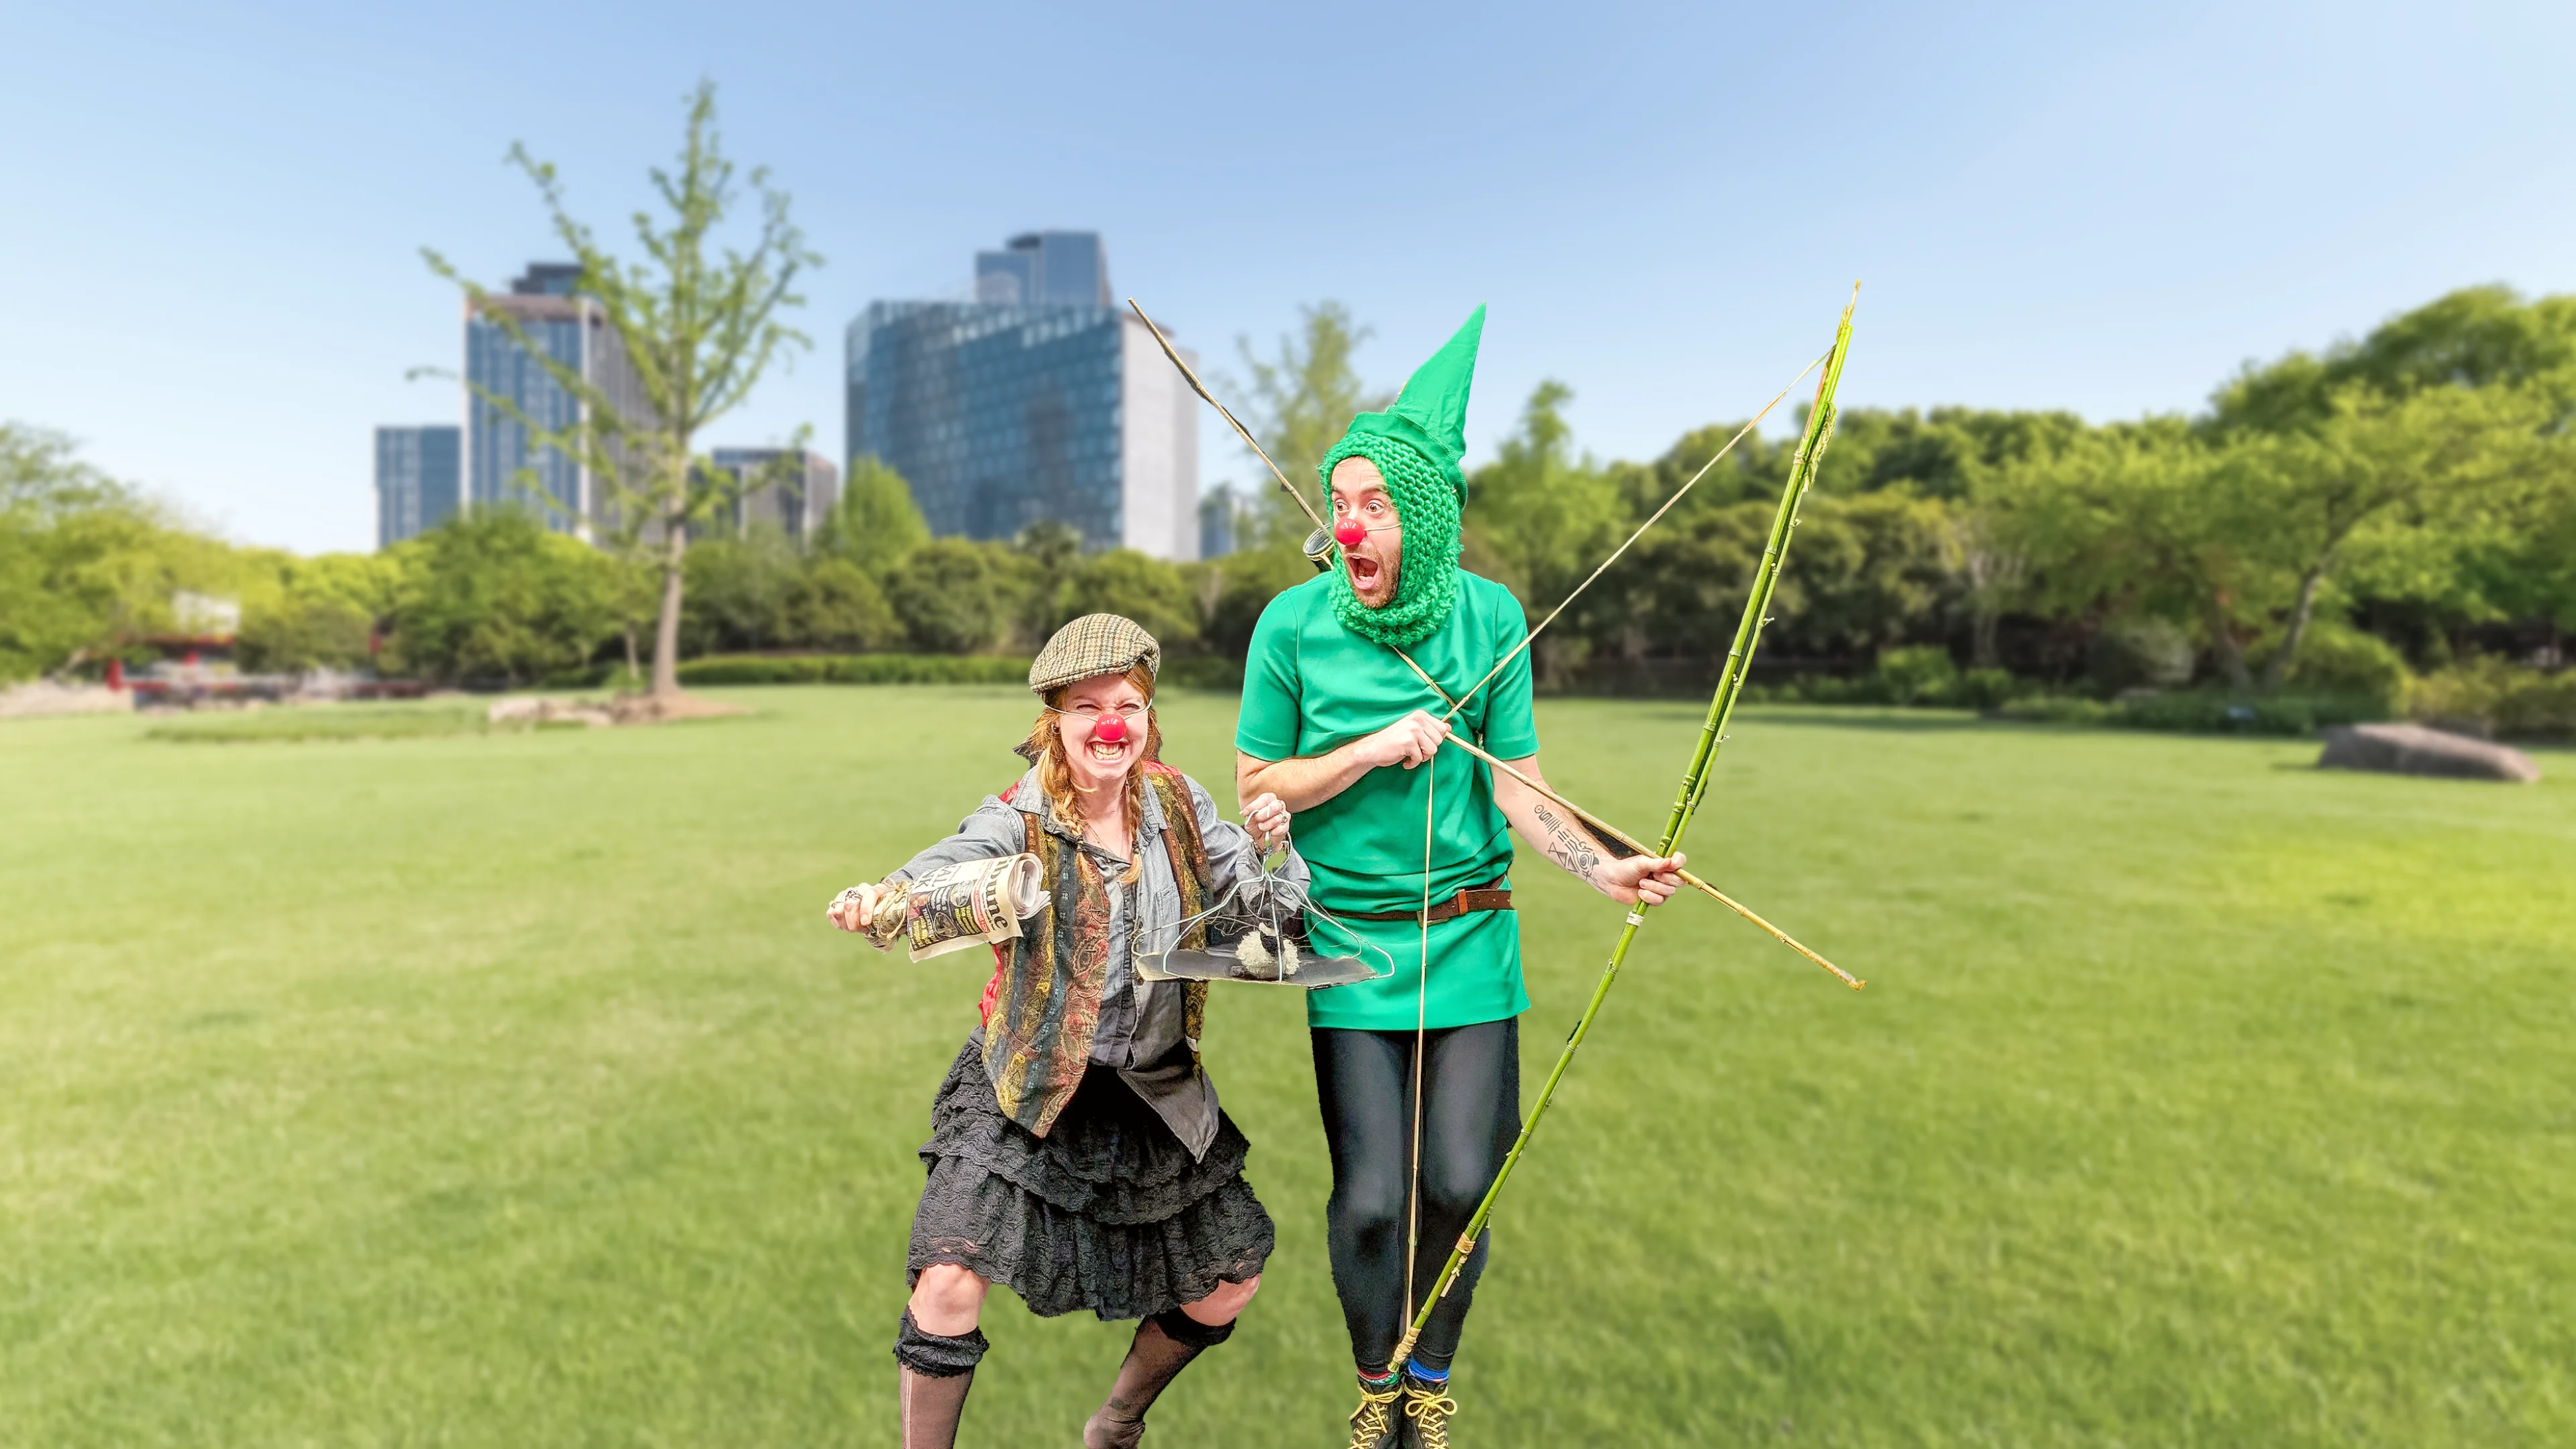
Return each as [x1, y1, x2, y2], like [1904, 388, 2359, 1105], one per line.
[4, 688, 2570, 1446]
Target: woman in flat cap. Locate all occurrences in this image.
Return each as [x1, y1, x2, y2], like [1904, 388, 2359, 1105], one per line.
[828, 613, 1301, 1449]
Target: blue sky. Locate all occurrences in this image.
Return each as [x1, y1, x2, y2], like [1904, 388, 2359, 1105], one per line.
[3, 1, 2570, 554]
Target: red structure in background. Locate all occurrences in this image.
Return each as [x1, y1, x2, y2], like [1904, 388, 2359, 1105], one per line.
[125, 631, 246, 705]
[108, 592, 427, 707]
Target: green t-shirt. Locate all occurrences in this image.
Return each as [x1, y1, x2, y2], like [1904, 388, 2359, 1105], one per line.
[1236, 572, 1540, 1030]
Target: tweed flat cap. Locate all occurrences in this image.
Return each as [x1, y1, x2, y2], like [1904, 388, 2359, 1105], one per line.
[1030, 613, 1161, 694]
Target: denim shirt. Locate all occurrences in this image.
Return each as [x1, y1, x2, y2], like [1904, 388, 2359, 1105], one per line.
[888, 763, 1307, 1152]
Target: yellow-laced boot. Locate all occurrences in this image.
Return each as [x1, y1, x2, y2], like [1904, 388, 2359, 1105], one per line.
[1346, 1375, 1403, 1449]
[1399, 1375, 1458, 1449]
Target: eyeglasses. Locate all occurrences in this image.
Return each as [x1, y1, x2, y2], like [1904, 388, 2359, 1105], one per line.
[1051, 701, 1151, 722]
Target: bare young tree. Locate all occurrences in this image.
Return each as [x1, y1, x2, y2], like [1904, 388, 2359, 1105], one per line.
[1234, 303, 1391, 544]
[425, 81, 820, 698]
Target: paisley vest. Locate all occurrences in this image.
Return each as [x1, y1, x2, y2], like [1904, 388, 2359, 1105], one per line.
[977, 763, 1214, 1137]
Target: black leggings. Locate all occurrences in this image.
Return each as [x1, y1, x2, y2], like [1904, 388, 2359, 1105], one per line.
[1310, 1019, 1521, 1376]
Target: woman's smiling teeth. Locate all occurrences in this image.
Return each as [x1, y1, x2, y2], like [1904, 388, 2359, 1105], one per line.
[1087, 740, 1125, 762]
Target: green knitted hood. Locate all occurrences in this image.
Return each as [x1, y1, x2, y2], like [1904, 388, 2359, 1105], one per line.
[1323, 305, 1485, 647]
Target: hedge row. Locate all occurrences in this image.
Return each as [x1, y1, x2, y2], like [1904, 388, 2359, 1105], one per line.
[674, 654, 1036, 686]
[1992, 688, 2390, 736]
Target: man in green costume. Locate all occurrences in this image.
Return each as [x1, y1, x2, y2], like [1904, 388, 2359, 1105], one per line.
[1234, 307, 1684, 1447]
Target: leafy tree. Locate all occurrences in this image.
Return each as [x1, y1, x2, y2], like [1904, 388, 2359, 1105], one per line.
[238, 551, 407, 674]
[1197, 545, 1314, 661]
[423, 82, 820, 698]
[384, 511, 621, 684]
[2229, 383, 2528, 687]
[679, 525, 803, 655]
[2210, 285, 2576, 435]
[818, 456, 930, 575]
[2, 425, 146, 680]
[886, 539, 1009, 654]
[1815, 406, 2088, 501]
[1985, 421, 2271, 686]
[0, 424, 249, 680]
[1235, 303, 1392, 543]
[1464, 381, 1625, 682]
[1061, 549, 1201, 647]
[1778, 492, 1961, 661]
[237, 594, 374, 674]
[1011, 520, 1085, 641]
[788, 557, 902, 652]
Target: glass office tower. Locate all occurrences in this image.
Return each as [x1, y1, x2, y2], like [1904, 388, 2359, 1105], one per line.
[375, 425, 462, 547]
[706, 447, 841, 546]
[973, 231, 1111, 308]
[464, 262, 646, 538]
[845, 233, 1198, 559]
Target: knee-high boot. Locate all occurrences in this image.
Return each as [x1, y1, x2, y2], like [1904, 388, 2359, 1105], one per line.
[1083, 1308, 1236, 1448]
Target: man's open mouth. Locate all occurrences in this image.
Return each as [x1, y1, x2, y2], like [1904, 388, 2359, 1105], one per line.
[1348, 555, 1381, 586]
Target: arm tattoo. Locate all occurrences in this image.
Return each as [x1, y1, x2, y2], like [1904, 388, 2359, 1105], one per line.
[1530, 800, 1603, 884]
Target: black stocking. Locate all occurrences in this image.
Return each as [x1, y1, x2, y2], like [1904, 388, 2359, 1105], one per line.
[1083, 1307, 1236, 1448]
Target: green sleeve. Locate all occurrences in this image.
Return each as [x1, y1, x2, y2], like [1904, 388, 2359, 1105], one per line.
[1234, 588, 1305, 761]
[1481, 585, 1540, 760]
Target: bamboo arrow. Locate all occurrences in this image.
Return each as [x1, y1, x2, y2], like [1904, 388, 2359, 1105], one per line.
[1431, 727, 1862, 990]
[1127, 299, 1331, 535]
[1386, 286, 1862, 1372]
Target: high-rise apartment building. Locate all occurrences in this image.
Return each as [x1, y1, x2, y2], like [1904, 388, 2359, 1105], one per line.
[464, 262, 649, 539]
[706, 447, 841, 547]
[844, 232, 1199, 559]
[375, 425, 462, 547]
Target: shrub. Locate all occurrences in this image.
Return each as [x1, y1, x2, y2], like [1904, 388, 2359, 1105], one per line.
[1994, 695, 2115, 726]
[886, 539, 1010, 654]
[1872, 645, 1960, 706]
[2409, 659, 2576, 737]
[1062, 549, 1201, 647]
[1199, 546, 1313, 659]
[1957, 667, 2023, 710]
[2284, 621, 2409, 711]
[1993, 687, 2387, 735]
[1159, 655, 1242, 690]
[2114, 688, 2388, 735]
[238, 593, 374, 673]
[789, 558, 902, 652]
[385, 512, 621, 685]
[2087, 616, 2196, 693]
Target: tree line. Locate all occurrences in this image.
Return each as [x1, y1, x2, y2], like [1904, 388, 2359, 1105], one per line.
[1451, 285, 2576, 722]
[9, 284, 2572, 731]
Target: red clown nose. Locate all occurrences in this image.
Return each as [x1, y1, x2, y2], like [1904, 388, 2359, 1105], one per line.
[1092, 714, 1130, 744]
[1333, 519, 1366, 547]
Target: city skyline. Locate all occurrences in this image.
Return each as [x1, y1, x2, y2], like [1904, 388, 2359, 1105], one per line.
[4, 1, 2572, 555]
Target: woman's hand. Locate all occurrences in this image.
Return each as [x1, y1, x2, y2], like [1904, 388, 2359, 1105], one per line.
[1242, 792, 1291, 851]
[826, 883, 880, 933]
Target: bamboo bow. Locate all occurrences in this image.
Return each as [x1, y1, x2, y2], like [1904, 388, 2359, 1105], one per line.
[1384, 288, 1862, 1370]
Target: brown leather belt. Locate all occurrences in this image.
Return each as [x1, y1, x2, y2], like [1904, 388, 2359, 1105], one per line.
[1337, 879, 1514, 925]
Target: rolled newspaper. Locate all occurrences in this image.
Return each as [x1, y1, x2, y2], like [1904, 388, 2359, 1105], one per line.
[863, 853, 1047, 962]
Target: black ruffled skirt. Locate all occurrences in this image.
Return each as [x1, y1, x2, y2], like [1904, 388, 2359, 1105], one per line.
[908, 1038, 1275, 1321]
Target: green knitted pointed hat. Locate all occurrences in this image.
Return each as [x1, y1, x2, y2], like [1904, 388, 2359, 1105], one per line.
[1322, 305, 1485, 647]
